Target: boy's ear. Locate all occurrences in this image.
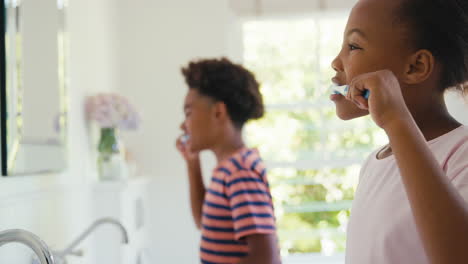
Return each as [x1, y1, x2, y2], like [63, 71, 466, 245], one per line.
[402, 49, 435, 85]
[213, 101, 229, 121]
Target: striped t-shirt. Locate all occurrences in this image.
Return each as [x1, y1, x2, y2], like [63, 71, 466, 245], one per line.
[200, 147, 278, 264]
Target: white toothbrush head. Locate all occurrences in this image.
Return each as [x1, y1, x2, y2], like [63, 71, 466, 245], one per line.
[181, 134, 190, 144]
[331, 84, 349, 96]
[330, 84, 369, 99]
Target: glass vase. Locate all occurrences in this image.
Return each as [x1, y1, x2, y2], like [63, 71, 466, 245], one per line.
[97, 127, 126, 180]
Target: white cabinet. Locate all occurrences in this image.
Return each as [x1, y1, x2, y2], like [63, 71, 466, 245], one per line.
[89, 177, 151, 264]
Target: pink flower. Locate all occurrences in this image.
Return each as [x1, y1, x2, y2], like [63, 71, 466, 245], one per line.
[85, 93, 141, 130]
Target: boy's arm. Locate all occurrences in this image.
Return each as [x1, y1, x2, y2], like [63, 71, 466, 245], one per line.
[186, 158, 206, 229]
[385, 118, 468, 263]
[176, 138, 205, 229]
[226, 165, 280, 264]
[238, 234, 281, 264]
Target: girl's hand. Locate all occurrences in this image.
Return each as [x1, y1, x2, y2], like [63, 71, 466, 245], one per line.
[346, 70, 412, 129]
[176, 136, 199, 163]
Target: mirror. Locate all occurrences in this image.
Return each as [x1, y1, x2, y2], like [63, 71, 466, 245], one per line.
[1, 0, 68, 175]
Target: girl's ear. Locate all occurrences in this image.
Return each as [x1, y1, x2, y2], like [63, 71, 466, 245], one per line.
[402, 49, 435, 85]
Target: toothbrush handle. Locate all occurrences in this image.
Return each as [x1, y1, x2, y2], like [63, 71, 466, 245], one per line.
[347, 87, 370, 99]
[363, 90, 370, 99]
[334, 85, 369, 99]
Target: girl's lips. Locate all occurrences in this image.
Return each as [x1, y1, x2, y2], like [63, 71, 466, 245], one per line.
[330, 93, 345, 101]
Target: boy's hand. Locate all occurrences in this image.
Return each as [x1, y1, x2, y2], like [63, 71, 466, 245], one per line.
[176, 135, 200, 163]
[346, 70, 412, 129]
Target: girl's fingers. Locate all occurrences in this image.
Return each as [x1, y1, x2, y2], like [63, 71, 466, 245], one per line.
[355, 97, 369, 110]
[350, 71, 375, 85]
[347, 80, 369, 109]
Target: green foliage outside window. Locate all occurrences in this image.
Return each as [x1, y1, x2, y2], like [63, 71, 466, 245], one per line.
[243, 17, 386, 255]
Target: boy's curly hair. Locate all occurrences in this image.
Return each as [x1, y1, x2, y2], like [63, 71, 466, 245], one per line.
[181, 58, 264, 128]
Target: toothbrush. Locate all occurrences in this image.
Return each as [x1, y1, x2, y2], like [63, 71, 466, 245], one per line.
[181, 134, 190, 144]
[332, 84, 370, 99]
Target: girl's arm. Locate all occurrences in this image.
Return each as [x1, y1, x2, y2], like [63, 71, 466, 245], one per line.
[385, 117, 468, 263]
[348, 70, 468, 263]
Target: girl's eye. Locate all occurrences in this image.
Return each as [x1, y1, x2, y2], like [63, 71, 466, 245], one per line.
[348, 44, 362, 51]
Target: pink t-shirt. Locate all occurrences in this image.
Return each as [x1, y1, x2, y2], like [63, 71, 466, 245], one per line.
[346, 126, 468, 264]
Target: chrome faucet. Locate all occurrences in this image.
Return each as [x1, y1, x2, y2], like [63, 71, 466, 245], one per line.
[56, 217, 129, 259]
[0, 229, 55, 264]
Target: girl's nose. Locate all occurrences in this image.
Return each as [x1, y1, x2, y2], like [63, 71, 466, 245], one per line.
[331, 55, 343, 73]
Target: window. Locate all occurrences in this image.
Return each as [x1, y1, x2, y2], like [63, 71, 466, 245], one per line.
[243, 15, 386, 262]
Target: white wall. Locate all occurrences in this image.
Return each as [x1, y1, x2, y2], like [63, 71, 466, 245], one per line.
[230, 0, 358, 17]
[113, 0, 238, 263]
[446, 91, 468, 125]
[0, 0, 118, 262]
